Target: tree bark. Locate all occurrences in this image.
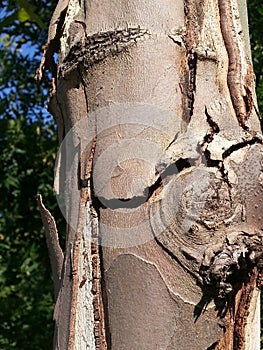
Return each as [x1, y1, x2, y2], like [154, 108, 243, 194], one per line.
[38, 0, 263, 349]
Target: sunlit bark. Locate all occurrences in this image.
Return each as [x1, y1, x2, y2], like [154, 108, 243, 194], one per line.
[38, 0, 263, 349]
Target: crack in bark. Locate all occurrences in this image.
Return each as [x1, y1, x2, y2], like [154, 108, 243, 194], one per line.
[187, 51, 197, 119]
[95, 159, 192, 210]
[205, 107, 220, 137]
[201, 107, 221, 167]
[222, 135, 262, 159]
[87, 168, 108, 349]
[202, 106, 262, 169]
[206, 341, 220, 350]
[165, 132, 180, 151]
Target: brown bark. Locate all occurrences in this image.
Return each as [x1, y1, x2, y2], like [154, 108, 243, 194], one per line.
[38, 0, 263, 349]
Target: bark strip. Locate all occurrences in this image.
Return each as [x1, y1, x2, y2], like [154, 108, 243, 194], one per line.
[82, 133, 108, 350]
[218, 0, 249, 128]
[234, 267, 258, 350]
[37, 194, 64, 300]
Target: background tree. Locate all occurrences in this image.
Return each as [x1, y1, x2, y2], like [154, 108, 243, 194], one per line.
[0, 1, 61, 349]
[248, 0, 263, 118]
[0, 0, 262, 349]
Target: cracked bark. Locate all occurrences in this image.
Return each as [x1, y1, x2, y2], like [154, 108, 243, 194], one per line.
[38, 0, 263, 349]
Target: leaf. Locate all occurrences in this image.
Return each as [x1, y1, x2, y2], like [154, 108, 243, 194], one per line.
[17, 8, 30, 23]
[0, 1, 47, 30]
[16, 0, 47, 29]
[6, 175, 20, 189]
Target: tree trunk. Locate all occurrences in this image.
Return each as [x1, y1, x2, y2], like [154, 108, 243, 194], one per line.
[37, 0, 263, 349]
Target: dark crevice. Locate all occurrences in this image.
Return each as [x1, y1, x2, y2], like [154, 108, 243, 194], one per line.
[202, 106, 220, 146]
[183, 0, 200, 122]
[205, 106, 220, 134]
[168, 34, 183, 46]
[165, 132, 179, 150]
[161, 157, 193, 175]
[90, 175, 103, 216]
[200, 108, 220, 164]
[89, 170, 110, 348]
[50, 9, 68, 54]
[206, 341, 219, 350]
[222, 137, 260, 159]
[202, 106, 261, 173]
[97, 195, 147, 210]
[187, 51, 197, 119]
[94, 159, 193, 210]
[253, 104, 261, 118]
[202, 150, 221, 168]
[201, 150, 233, 192]
[243, 87, 253, 116]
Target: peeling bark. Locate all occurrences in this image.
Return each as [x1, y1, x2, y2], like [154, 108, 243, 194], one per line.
[38, 0, 263, 349]
[37, 194, 63, 300]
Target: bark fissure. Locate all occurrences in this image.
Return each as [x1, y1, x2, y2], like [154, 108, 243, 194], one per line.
[207, 341, 220, 350]
[222, 135, 262, 159]
[202, 106, 262, 169]
[67, 193, 86, 350]
[205, 107, 220, 136]
[201, 107, 222, 167]
[95, 159, 193, 210]
[165, 132, 180, 151]
[187, 52, 197, 119]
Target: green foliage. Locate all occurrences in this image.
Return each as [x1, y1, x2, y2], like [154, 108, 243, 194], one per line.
[248, 0, 263, 116]
[0, 1, 63, 349]
[0, 0, 51, 34]
[0, 114, 58, 349]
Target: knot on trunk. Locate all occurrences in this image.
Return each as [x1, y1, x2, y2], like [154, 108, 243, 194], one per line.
[200, 231, 263, 299]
